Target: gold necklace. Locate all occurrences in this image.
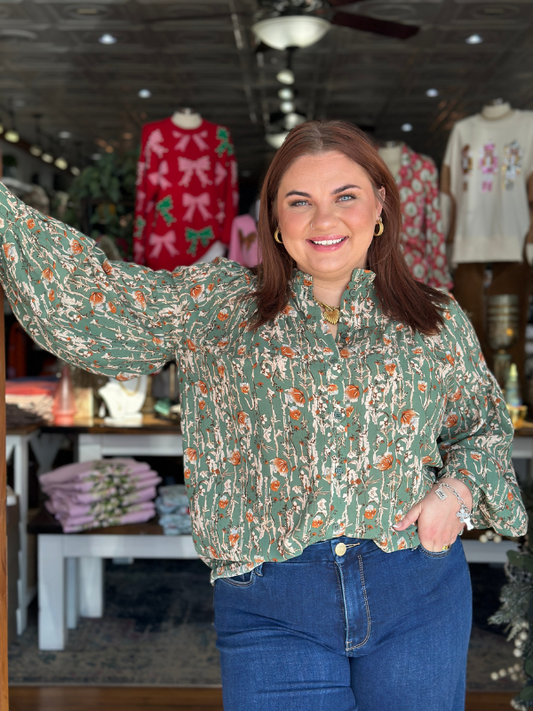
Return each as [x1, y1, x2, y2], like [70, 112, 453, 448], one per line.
[118, 379, 141, 397]
[314, 297, 341, 325]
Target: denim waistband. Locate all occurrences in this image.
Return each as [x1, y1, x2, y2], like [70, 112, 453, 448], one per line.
[280, 536, 378, 564]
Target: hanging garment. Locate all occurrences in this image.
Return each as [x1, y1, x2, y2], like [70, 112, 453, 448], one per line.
[228, 214, 260, 268]
[443, 110, 533, 265]
[395, 144, 452, 290]
[134, 117, 239, 270]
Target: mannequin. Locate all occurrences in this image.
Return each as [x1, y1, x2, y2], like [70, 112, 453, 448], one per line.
[481, 100, 514, 122]
[378, 141, 402, 179]
[171, 107, 203, 130]
[377, 140, 451, 290]
[134, 110, 238, 270]
[440, 101, 533, 396]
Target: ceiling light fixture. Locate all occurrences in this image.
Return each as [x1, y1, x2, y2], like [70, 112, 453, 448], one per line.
[138, 89, 152, 99]
[99, 34, 117, 45]
[265, 131, 289, 150]
[59, 131, 72, 139]
[252, 16, 330, 50]
[401, 123, 413, 132]
[280, 100, 295, 114]
[41, 153, 54, 164]
[71, 166, 81, 176]
[276, 69, 295, 85]
[426, 88, 439, 97]
[55, 157, 68, 170]
[465, 34, 483, 44]
[30, 145, 43, 157]
[284, 112, 306, 130]
[278, 88, 294, 100]
[4, 130, 20, 143]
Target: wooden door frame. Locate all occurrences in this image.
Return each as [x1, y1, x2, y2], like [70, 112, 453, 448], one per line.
[1, 288, 9, 709]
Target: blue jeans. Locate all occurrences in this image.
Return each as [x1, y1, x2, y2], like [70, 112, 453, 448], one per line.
[214, 537, 472, 711]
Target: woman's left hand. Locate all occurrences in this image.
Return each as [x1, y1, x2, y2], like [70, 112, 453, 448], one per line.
[392, 477, 473, 552]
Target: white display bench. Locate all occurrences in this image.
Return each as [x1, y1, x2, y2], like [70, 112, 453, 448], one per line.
[6, 423, 41, 635]
[37, 527, 197, 651]
[35, 416, 184, 650]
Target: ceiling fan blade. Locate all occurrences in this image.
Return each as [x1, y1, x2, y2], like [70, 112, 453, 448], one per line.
[331, 10, 419, 39]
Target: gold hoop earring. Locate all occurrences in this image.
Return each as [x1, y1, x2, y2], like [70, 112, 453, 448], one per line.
[274, 227, 283, 244]
[374, 218, 384, 237]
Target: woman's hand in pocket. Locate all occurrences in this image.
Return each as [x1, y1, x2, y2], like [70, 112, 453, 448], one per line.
[392, 478, 472, 552]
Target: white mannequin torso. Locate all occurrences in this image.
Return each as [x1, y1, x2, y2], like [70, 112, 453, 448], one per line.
[481, 101, 513, 121]
[171, 110, 203, 130]
[378, 144, 402, 179]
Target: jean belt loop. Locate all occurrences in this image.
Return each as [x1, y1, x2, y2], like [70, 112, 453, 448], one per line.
[255, 563, 264, 577]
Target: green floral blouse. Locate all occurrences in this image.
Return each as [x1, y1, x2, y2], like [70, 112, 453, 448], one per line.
[0, 183, 527, 582]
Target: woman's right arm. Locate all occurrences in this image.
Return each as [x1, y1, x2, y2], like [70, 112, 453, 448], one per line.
[0, 183, 190, 380]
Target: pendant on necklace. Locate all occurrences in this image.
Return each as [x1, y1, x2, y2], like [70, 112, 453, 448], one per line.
[323, 309, 340, 325]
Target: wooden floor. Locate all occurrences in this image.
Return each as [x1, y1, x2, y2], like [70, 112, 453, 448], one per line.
[7, 688, 517, 711]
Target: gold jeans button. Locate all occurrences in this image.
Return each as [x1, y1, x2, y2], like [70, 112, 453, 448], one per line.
[335, 542, 347, 557]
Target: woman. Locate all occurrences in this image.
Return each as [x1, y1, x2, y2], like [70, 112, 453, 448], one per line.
[0, 120, 527, 710]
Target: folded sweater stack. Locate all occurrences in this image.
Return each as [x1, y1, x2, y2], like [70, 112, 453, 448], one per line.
[40, 458, 162, 533]
[156, 485, 192, 535]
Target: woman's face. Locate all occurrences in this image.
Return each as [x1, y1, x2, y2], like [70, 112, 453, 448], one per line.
[275, 150, 384, 282]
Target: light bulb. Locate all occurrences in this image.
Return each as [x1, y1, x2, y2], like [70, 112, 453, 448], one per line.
[138, 89, 152, 99]
[426, 88, 439, 97]
[71, 166, 81, 176]
[466, 34, 483, 44]
[59, 131, 72, 139]
[91, 153, 102, 161]
[401, 123, 413, 132]
[55, 157, 68, 170]
[99, 34, 117, 45]
[284, 112, 306, 130]
[41, 153, 54, 164]
[4, 130, 19, 143]
[276, 69, 295, 85]
[278, 88, 294, 100]
[280, 101, 295, 114]
[30, 145, 42, 157]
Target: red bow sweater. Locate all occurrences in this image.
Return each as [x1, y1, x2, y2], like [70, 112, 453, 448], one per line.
[133, 117, 238, 270]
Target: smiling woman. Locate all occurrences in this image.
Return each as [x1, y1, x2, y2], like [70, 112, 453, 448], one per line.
[250, 120, 448, 334]
[0, 119, 527, 711]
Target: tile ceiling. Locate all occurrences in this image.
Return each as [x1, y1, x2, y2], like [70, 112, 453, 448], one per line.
[0, 0, 533, 181]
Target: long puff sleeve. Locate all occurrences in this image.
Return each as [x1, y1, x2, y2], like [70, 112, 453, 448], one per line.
[0, 183, 184, 380]
[436, 298, 527, 536]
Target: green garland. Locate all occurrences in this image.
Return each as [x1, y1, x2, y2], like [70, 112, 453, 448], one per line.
[490, 486, 533, 708]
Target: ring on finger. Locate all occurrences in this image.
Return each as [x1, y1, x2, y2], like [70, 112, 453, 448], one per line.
[441, 544, 450, 551]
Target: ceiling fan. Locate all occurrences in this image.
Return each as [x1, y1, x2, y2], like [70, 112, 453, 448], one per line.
[252, 0, 420, 50]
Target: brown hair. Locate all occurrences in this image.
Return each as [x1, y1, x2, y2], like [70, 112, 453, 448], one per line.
[250, 120, 449, 335]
